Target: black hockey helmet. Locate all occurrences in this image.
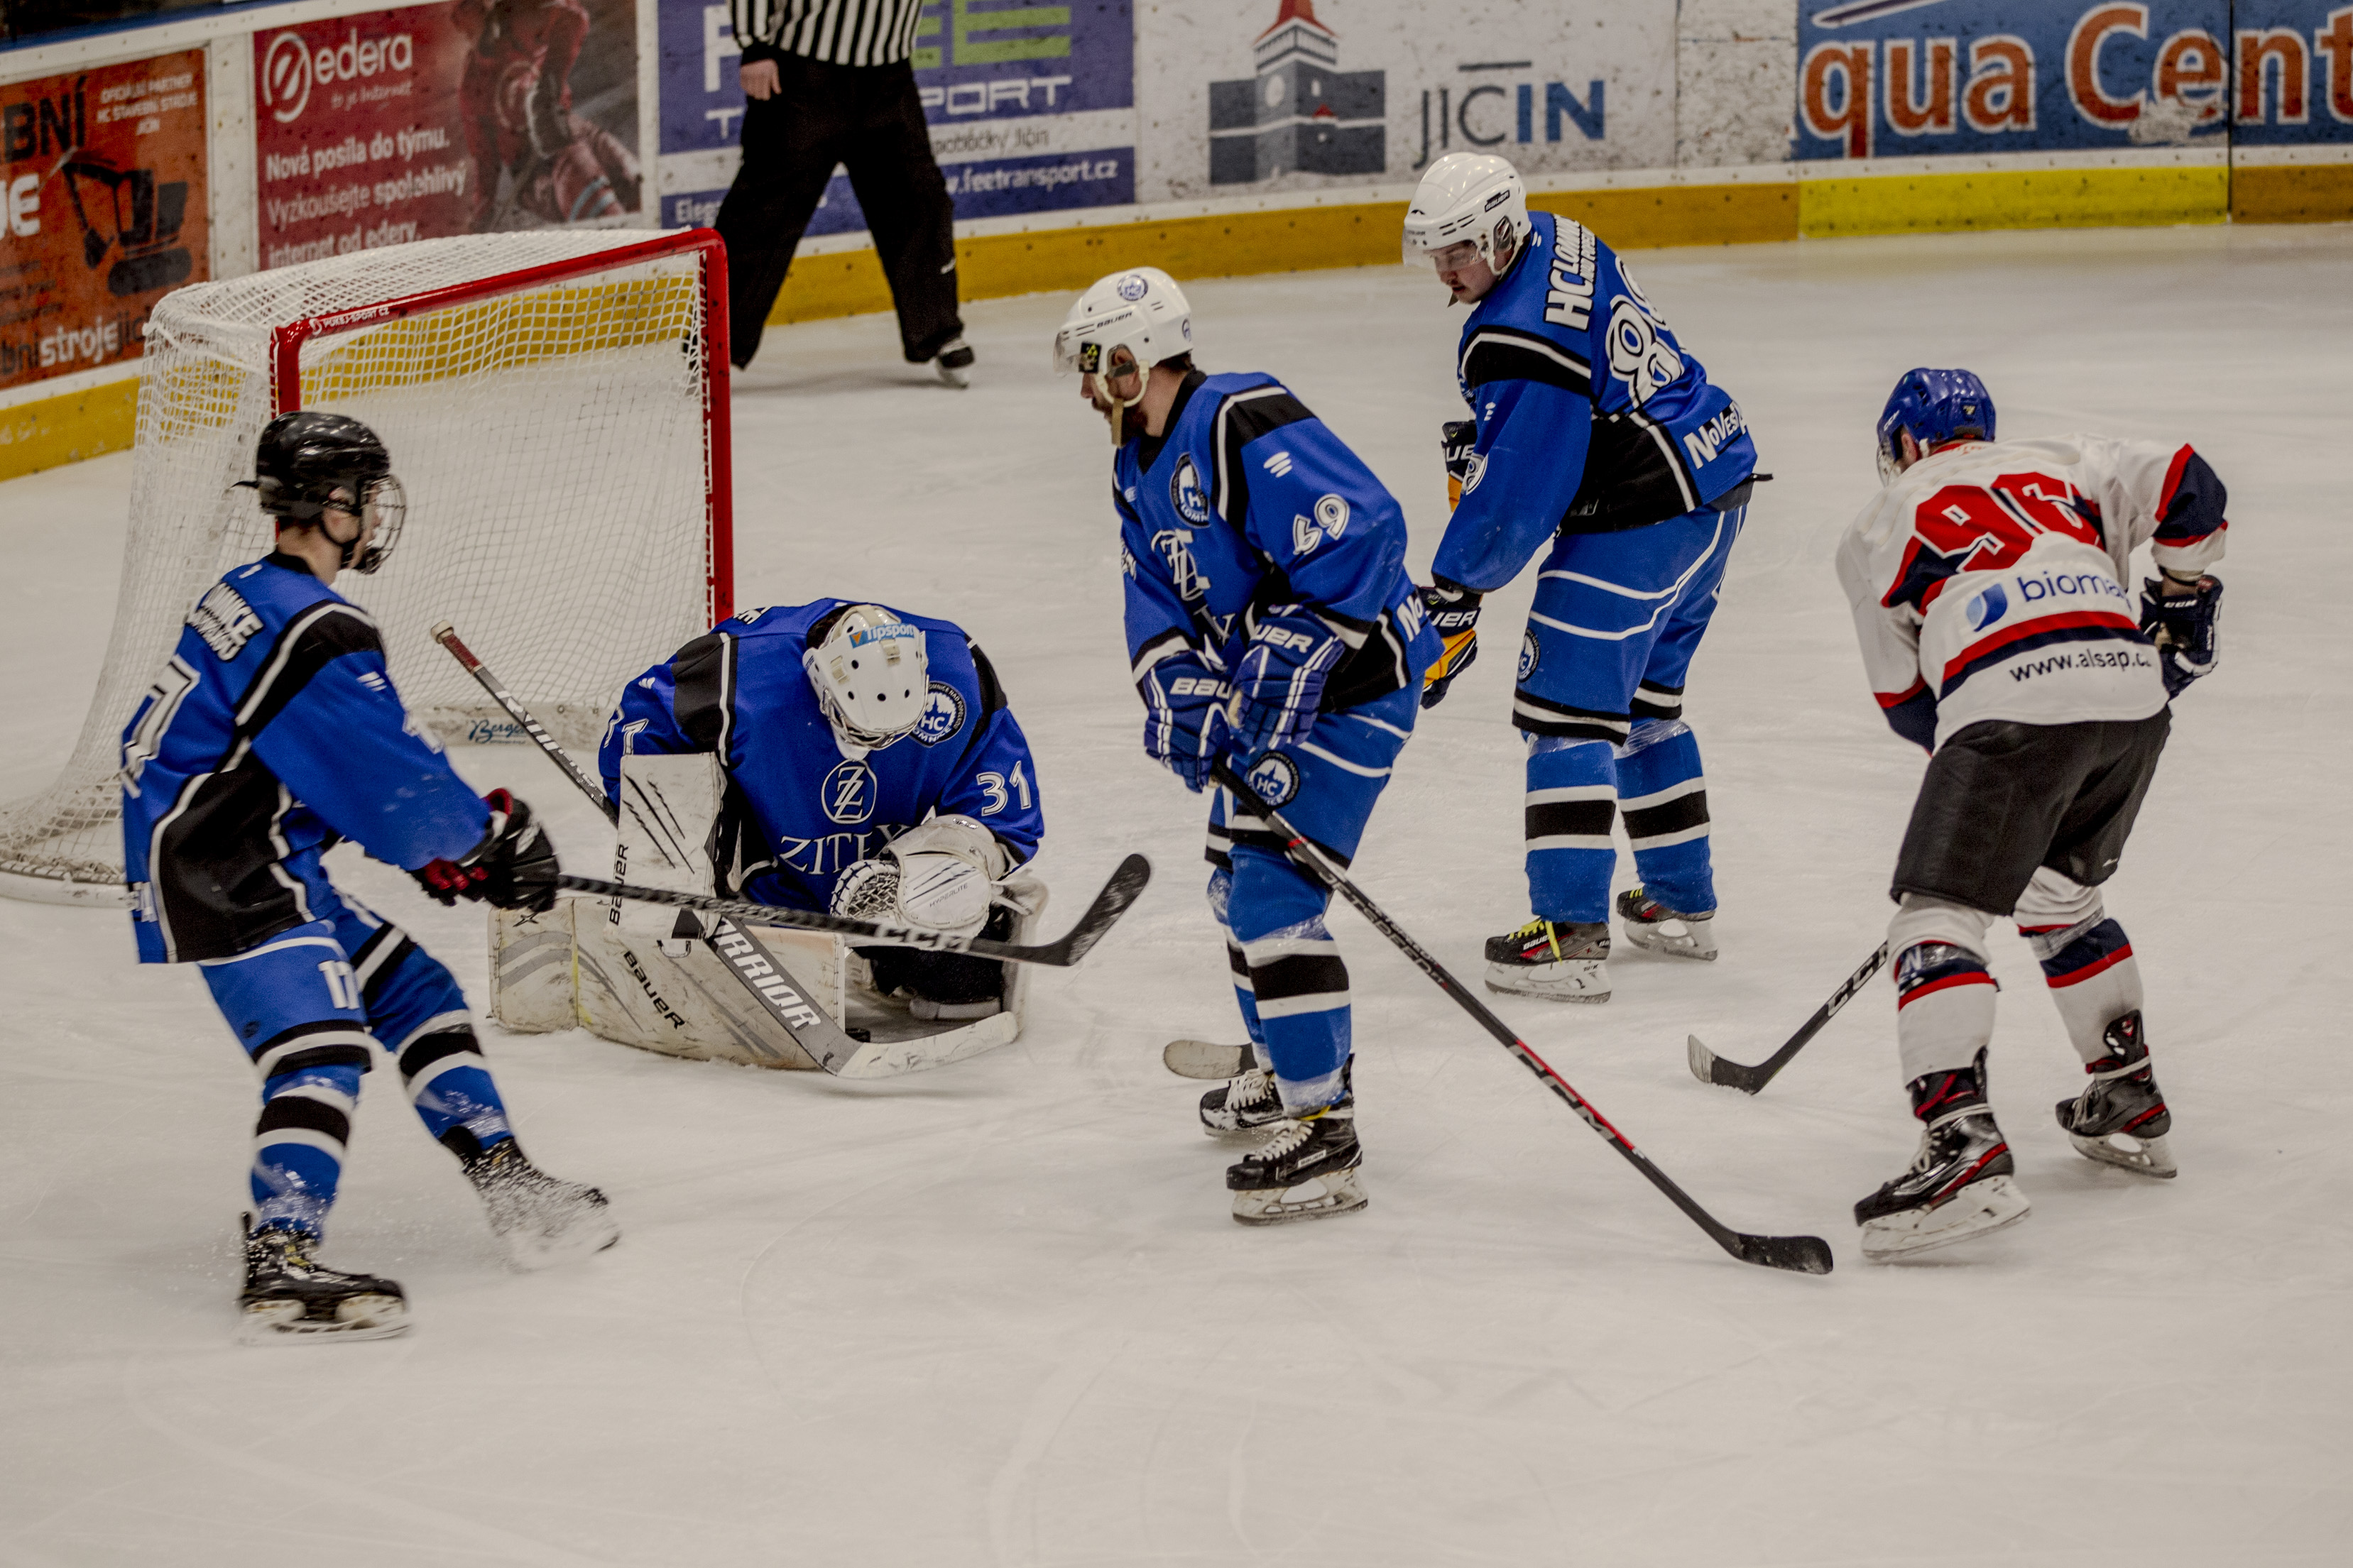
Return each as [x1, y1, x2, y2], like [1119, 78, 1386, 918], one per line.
[240, 410, 405, 574]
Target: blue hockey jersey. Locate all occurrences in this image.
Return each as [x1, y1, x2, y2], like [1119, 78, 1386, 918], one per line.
[599, 600, 1042, 914]
[1114, 369, 1441, 706]
[1435, 211, 1759, 592]
[119, 554, 491, 963]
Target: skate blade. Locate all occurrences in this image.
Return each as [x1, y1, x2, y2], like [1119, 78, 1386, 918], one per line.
[239, 1293, 410, 1344]
[499, 1214, 622, 1272]
[1621, 920, 1718, 961]
[1232, 1168, 1368, 1227]
[935, 361, 970, 389]
[1202, 1118, 1285, 1141]
[1483, 960, 1610, 1004]
[1860, 1175, 2031, 1262]
[2069, 1129, 2178, 1178]
[1165, 1038, 1254, 1080]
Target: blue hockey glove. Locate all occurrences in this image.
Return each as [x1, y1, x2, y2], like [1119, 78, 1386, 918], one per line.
[1418, 577, 1482, 710]
[1230, 610, 1345, 755]
[2139, 574, 2222, 698]
[1139, 654, 1233, 792]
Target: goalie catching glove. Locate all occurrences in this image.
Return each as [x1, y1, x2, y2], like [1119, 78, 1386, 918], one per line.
[1139, 652, 1233, 792]
[829, 815, 1010, 938]
[1418, 577, 1482, 710]
[2140, 572, 2222, 698]
[412, 789, 559, 912]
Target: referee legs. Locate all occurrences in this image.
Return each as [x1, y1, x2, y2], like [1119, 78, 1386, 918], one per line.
[841, 62, 963, 363]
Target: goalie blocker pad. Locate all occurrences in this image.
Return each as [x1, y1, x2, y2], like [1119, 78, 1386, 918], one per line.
[490, 752, 1045, 1073]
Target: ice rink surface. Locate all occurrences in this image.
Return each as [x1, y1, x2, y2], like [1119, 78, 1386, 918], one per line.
[3, 225, 2349, 1567]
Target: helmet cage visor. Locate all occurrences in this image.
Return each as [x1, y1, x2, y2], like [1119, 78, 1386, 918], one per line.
[804, 620, 927, 750]
[350, 474, 405, 574]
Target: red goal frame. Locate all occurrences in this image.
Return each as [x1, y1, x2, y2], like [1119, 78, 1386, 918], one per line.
[265, 229, 735, 625]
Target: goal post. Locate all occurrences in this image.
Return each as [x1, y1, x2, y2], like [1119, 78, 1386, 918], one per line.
[0, 229, 733, 906]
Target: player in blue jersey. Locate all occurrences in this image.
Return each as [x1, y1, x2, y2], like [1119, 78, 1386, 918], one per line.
[1052, 265, 1443, 1226]
[119, 412, 617, 1344]
[602, 599, 1044, 1019]
[1402, 153, 1762, 1004]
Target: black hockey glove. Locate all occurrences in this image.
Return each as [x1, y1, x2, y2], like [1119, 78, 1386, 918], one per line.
[412, 789, 560, 912]
[1419, 578, 1483, 710]
[2139, 574, 2222, 698]
[1441, 420, 1478, 510]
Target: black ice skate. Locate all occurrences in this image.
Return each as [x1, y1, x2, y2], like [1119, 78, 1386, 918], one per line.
[1201, 1058, 1349, 1139]
[1615, 886, 1718, 962]
[935, 337, 975, 388]
[1227, 1100, 1367, 1226]
[463, 1140, 621, 1270]
[2054, 1011, 2175, 1178]
[238, 1218, 409, 1344]
[1855, 1051, 2031, 1261]
[1483, 917, 1610, 1002]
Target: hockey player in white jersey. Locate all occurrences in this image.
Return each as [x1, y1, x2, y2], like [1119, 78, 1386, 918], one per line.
[1835, 368, 2227, 1261]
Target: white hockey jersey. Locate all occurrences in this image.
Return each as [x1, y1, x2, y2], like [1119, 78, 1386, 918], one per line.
[1835, 434, 2229, 750]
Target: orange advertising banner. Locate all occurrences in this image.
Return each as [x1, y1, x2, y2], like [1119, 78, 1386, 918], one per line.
[0, 48, 209, 394]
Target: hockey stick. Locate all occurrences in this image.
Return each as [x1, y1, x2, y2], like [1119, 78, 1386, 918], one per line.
[555, 870, 1150, 969]
[1210, 760, 1831, 1275]
[432, 621, 866, 1073]
[1686, 943, 1888, 1095]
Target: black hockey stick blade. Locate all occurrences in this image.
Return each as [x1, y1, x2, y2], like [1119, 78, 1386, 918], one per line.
[1686, 943, 1890, 1095]
[1725, 1229, 1836, 1275]
[557, 853, 1151, 969]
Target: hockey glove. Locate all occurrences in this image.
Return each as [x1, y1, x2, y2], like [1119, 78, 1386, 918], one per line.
[1418, 577, 1482, 710]
[1441, 420, 1478, 510]
[412, 790, 559, 913]
[1138, 653, 1234, 793]
[1230, 610, 1345, 755]
[2140, 574, 2222, 698]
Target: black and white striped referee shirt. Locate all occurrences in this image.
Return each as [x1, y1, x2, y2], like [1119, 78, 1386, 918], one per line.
[731, 0, 928, 67]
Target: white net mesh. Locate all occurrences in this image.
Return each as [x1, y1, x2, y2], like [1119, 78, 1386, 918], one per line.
[0, 230, 719, 897]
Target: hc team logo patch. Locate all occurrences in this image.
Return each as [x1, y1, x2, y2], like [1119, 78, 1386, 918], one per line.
[1171, 455, 1211, 525]
[1519, 631, 1539, 681]
[1243, 752, 1301, 808]
[1117, 273, 1150, 301]
[1966, 582, 2009, 630]
[915, 681, 966, 747]
[821, 760, 878, 825]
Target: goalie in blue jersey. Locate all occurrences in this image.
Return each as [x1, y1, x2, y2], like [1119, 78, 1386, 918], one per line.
[1053, 266, 1442, 1227]
[119, 412, 618, 1344]
[1402, 153, 1761, 1005]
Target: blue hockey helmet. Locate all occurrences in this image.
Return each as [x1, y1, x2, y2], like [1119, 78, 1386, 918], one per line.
[1876, 368, 1995, 482]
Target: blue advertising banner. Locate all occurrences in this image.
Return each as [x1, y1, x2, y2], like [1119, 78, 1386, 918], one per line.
[2227, 0, 2353, 146]
[1796, 0, 2236, 160]
[655, 0, 1132, 234]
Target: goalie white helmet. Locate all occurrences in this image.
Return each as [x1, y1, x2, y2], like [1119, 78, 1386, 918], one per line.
[1052, 267, 1194, 382]
[1402, 152, 1532, 270]
[803, 605, 927, 752]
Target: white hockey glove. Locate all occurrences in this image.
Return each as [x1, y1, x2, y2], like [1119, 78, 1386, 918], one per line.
[829, 814, 1009, 937]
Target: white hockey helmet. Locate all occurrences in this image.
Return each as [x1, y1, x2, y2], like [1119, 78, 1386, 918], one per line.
[803, 604, 928, 751]
[1402, 152, 1532, 270]
[1051, 266, 1195, 383]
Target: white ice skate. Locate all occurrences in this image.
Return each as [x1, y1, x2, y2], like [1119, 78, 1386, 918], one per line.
[1615, 887, 1718, 962]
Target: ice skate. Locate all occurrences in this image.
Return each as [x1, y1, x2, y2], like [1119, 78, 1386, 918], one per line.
[1483, 917, 1610, 1002]
[934, 337, 975, 388]
[237, 1219, 409, 1344]
[1228, 1101, 1367, 1226]
[1855, 1052, 2031, 1261]
[1615, 886, 1718, 961]
[1201, 1058, 1347, 1139]
[1164, 1038, 1254, 1080]
[2055, 1011, 2175, 1178]
[464, 1141, 620, 1270]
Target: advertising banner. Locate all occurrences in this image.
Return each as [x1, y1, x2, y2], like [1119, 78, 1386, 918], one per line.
[1133, 0, 1674, 206]
[252, 0, 643, 271]
[655, 0, 1135, 236]
[1794, 0, 2239, 160]
[1, 49, 207, 394]
[2225, 0, 2353, 148]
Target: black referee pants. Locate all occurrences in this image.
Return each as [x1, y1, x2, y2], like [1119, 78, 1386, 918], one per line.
[715, 55, 962, 368]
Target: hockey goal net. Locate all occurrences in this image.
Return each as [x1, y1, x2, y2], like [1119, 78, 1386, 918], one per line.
[0, 229, 733, 904]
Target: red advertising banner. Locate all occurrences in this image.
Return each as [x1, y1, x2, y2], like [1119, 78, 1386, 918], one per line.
[0, 49, 209, 394]
[253, 0, 643, 271]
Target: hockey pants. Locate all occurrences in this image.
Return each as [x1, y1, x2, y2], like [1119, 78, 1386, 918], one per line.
[1205, 684, 1417, 1114]
[1514, 503, 1742, 923]
[1889, 867, 2148, 1086]
[200, 887, 513, 1237]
